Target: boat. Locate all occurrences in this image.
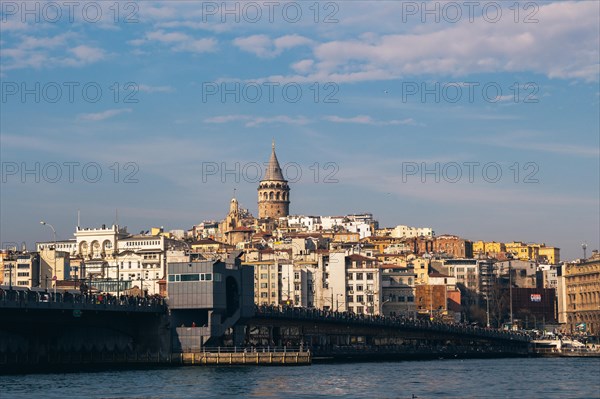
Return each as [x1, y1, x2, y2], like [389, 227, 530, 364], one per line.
[532, 336, 600, 357]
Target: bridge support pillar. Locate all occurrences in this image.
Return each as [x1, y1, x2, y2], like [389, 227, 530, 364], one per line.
[233, 325, 245, 347]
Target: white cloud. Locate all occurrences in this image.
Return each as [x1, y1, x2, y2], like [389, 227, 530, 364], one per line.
[204, 114, 311, 127]
[291, 59, 314, 73]
[323, 115, 416, 126]
[0, 19, 32, 31]
[233, 34, 313, 58]
[240, 2, 599, 83]
[141, 6, 177, 19]
[146, 30, 189, 43]
[1, 33, 107, 71]
[64, 45, 106, 66]
[78, 108, 132, 122]
[131, 30, 216, 54]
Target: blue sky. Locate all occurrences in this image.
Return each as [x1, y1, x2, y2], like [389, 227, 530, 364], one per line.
[1, 1, 599, 260]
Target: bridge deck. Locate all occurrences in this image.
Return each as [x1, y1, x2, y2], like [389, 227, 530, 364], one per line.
[0, 291, 167, 313]
[253, 306, 530, 343]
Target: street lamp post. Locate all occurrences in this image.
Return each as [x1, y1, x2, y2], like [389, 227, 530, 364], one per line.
[509, 261, 514, 326]
[486, 293, 490, 328]
[40, 221, 57, 297]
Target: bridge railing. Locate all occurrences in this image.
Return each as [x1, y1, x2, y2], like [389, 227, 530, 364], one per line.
[0, 288, 167, 312]
[254, 305, 530, 342]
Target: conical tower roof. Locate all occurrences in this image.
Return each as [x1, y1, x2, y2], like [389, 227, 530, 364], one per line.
[262, 140, 286, 181]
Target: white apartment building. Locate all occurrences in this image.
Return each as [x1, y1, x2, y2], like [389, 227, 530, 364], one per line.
[442, 258, 480, 292]
[538, 264, 559, 289]
[2, 252, 40, 288]
[345, 254, 382, 315]
[38, 224, 187, 295]
[391, 225, 434, 239]
[284, 214, 376, 240]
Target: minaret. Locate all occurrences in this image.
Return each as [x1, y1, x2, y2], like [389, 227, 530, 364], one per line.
[258, 140, 290, 219]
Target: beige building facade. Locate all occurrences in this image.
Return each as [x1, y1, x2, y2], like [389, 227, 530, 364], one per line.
[559, 253, 600, 335]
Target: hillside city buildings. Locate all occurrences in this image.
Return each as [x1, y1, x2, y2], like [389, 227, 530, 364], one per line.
[1, 142, 598, 336]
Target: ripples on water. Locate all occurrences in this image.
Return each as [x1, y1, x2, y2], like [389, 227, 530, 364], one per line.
[1, 358, 599, 399]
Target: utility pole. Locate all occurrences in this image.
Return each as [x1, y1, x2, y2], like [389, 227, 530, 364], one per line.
[115, 235, 120, 298]
[509, 260, 513, 326]
[486, 292, 490, 328]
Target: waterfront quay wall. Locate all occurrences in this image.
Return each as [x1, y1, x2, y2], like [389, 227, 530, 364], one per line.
[178, 347, 311, 365]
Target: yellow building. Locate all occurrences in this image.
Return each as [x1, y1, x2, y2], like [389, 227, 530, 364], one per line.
[560, 253, 600, 335]
[504, 241, 560, 263]
[505, 242, 534, 260]
[412, 257, 430, 285]
[473, 241, 506, 257]
[538, 246, 560, 264]
[473, 241, 485, 256]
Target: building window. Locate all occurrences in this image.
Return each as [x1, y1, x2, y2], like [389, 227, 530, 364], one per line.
[356, 295, 364, 303]
[356, 273, 364, 280]
[366, 273, 373, 280]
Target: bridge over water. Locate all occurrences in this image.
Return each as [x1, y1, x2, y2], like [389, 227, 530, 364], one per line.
[0, 290, 531, 372]
[244, 306, 530, 360]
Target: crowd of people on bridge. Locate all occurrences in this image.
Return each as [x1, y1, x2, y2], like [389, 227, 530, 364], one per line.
[255, 304, 530, 342]
[0, 286, 166, 308]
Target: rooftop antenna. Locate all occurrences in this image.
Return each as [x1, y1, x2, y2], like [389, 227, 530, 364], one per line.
[582, 242, 587, 260]
[233, 187, 236, 198]
[116, 208, 119, 228]
[77, 209, 80, 229]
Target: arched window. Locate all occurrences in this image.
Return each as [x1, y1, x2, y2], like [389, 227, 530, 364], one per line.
[269, 192, 274, 200]
[276, 192, 280, 200]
